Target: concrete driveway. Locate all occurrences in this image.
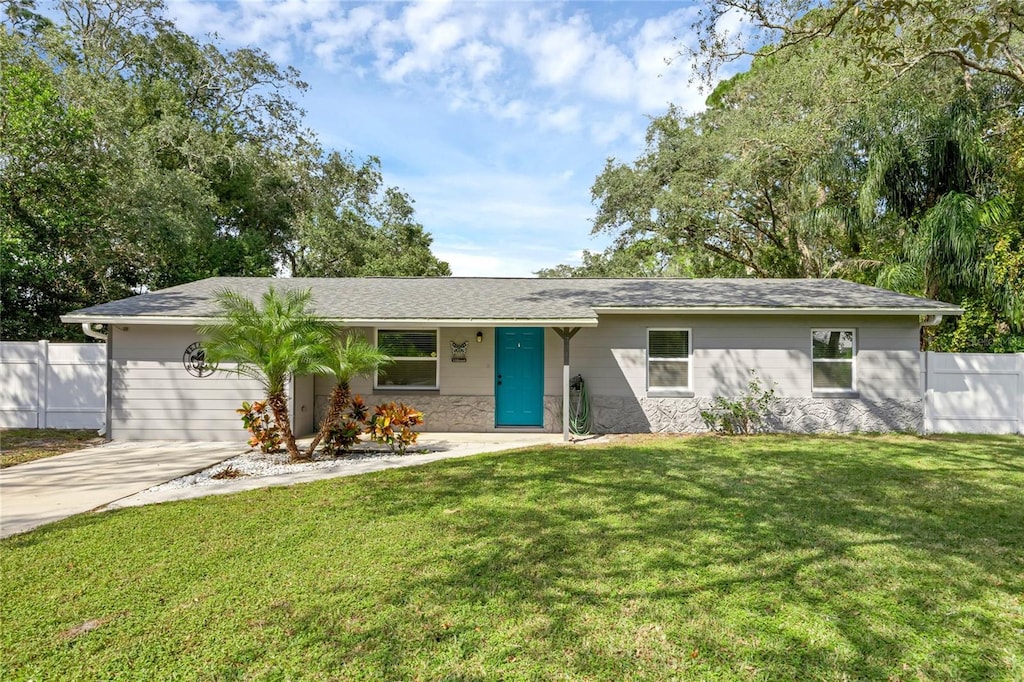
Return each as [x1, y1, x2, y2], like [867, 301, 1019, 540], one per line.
[0, 441, 246, 538]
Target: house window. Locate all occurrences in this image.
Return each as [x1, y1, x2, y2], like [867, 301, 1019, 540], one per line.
[648, 328, 691, 393]
[375, 329, 439, 389]
[812, 329, 855, 392]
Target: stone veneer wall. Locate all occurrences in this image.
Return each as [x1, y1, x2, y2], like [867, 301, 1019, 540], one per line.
[314, 394, 562, 433]
[589, 396, 923, 434]
[315, 393, 922, 435]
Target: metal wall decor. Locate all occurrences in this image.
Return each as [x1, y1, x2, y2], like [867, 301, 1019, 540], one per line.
[450, 340, 468, 362]
[183, 341, 217, 377]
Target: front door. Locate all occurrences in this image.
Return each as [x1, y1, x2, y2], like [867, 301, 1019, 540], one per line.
[495, 327, 544, 427]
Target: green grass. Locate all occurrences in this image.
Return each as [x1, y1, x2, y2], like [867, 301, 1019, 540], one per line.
[0, 428, 103, 468]
[2, 434, 1022, 680]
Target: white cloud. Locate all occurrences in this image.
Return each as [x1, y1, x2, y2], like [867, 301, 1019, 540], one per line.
[165, 1, 719, 144]
[524, 14, 594, 87]
[590, 112, 638, 146]
[434, 242, 586, 277]
[579, 43, 635, 102]
[165, 0, 232, 36]
[537, 105, 582, 133]
[393, 167, 594, 238]
[432, 247, 539, 277]
[630, 10, 707, 113]
[460, 41, 502, 82]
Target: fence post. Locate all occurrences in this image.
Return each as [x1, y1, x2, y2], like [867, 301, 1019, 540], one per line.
[37, 340, 49, 429]
[1019, 353, 1024, 436]
[922, 350, 932, 435]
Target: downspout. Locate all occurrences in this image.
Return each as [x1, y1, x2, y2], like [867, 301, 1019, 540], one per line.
[81, 323, 108, 341]
[81, 323, 111, 438]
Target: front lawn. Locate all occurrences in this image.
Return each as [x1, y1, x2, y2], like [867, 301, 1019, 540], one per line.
[2, 435, 1022, 680]
[0, 428, 103, 468]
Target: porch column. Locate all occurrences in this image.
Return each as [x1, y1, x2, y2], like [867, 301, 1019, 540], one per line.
[553, 327, 580, 441]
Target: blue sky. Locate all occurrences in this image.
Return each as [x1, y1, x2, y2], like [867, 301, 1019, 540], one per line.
[166, 1, 735, 276]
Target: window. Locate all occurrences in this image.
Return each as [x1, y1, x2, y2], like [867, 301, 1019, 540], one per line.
[375, 329, 438, 389]
[812, 329, 855, 392]
[648, 328, 691, 393]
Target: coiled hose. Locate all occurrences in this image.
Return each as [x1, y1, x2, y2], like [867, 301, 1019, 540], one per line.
[569, 374, 592, 436]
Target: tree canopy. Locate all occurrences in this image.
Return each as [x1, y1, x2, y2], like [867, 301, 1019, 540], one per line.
[690, 0, 1024, 87]
[1, 0, 449, 341]
[545, 10, 1023, 350]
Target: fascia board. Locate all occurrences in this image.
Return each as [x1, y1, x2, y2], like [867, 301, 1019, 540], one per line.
[61, 315, 600, 327]
[61, 315, 219, 325]
[592, 306, 965, 316]
[336, 318, 599, 327]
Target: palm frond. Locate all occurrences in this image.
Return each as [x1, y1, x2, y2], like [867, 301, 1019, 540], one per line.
[325, 333, 393, 386]
[875, 261, 923, 295]
[198, 286, 335, 395]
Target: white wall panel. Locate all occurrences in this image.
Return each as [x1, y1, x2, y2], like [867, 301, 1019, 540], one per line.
[110, 327, 259, 441]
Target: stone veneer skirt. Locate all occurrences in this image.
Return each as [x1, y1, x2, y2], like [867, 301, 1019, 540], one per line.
[316, 394, 922, 434]
[589, 396, 923, 434]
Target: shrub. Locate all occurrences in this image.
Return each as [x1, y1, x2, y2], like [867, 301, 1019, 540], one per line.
[367, 402, 424, 454]
[700, 370, 778, 435]
[321, 396, 370, 457]
[236, 400, 282, 453]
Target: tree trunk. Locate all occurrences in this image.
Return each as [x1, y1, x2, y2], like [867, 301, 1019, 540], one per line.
[266, 391, 302, 462]
[303, 383, 351, 458]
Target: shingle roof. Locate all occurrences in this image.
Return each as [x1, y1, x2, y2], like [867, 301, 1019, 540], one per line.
[61, 277, 961, 325]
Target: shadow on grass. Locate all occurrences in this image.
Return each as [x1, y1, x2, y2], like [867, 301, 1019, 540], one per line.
[232, 435, 1023, 679]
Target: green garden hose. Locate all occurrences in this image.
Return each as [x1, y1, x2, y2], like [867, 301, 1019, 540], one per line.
[569, 376, 592, 436]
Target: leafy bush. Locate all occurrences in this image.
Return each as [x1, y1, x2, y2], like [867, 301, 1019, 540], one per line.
[367, 402, 424, 454]
[700, 370, 778, 435]
[929, 298, 1024, 352]
[321, 396, 370, 457]
[236, 400, 282, 453]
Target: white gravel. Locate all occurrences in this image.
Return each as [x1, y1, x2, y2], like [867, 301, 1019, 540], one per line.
[146, 445, 429, 491]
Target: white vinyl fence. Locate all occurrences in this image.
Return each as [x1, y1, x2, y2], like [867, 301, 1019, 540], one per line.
[0, 341, 106, 430]
[923, 352, 1024, 435]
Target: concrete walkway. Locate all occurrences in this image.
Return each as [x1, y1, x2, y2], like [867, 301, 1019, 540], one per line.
[1, 434, 568, 538]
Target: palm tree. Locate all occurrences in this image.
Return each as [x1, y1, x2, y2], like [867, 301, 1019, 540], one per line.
[200, 287, 333, 461]
[852, 89, 1023, 345]
[304, 333, 391, 458]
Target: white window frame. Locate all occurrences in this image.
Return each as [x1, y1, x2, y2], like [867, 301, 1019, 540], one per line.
[811, 328, 857, 394]
[374, 328, 440, 390]
[647, 327, 693, 395]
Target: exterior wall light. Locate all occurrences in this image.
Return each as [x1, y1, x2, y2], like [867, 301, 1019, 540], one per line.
[476, 331, 483, 343]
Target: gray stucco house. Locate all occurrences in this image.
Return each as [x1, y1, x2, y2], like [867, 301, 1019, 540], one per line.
[61, 277, 961, 440]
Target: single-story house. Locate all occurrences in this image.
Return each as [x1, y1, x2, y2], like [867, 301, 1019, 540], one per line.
[60, 277, 961, 440]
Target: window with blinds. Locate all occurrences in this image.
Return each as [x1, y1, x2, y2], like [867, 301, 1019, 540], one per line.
[648, 328, 691, 392]
[376, 329, 439, 389]
[811, 329, 855, 391]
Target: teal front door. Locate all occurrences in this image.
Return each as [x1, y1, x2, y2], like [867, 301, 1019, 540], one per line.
[495, 327, 544, 427]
